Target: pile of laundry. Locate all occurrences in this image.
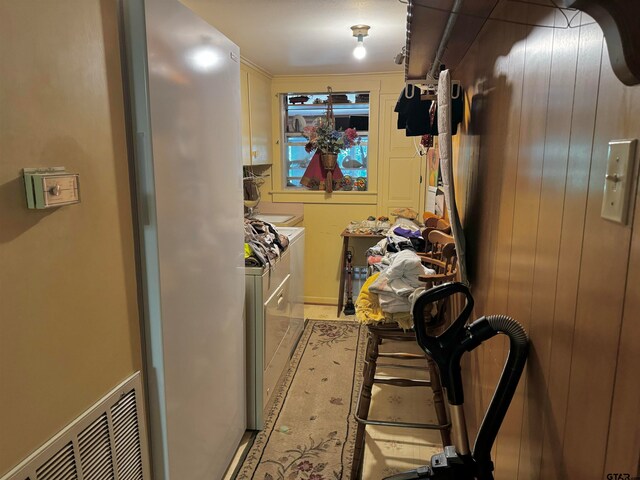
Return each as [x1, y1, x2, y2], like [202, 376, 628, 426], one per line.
[366, 216, 427, 272]
[244, 218, 289, 268]
[355, 216, 433, 329]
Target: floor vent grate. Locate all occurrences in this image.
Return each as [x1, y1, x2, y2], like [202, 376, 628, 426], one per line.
[2, 372, 149, 480]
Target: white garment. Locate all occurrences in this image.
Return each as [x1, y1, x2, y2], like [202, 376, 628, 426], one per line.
[369, 250, 435, 313]
[409, 287, 438, 320]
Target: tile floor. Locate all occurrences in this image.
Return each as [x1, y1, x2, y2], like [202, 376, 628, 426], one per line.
[224, 304, 444, 479]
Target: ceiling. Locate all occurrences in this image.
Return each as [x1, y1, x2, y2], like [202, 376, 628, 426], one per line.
[181, 0, 408, 76]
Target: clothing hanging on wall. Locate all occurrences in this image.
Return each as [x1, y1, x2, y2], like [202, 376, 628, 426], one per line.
[394, 83, 464, 136]
[394, 85, 434, 136]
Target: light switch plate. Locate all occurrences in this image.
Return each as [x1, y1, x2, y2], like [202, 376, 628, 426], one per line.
[601, 139, 637, 224]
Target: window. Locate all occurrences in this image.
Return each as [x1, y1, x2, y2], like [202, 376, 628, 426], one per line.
[281, 92, 370, 190]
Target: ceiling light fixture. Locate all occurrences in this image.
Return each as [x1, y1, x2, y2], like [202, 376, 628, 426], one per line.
[351, 25, 370, 60]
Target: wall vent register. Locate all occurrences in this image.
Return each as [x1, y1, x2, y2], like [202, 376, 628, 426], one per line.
[1, 372, 150, 480]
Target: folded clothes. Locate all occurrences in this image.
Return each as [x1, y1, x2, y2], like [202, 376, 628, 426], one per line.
[369, 250, 434, 313]
[393, 226, 423, 238]
[355, 273, 413, 329]
[355, 273, 385, 324]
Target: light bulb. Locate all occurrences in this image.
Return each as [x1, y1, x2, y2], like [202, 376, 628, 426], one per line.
[189, 46, 220, 71]
[353, 39, 366, 60]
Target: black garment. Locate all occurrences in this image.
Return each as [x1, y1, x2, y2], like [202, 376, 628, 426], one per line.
[409, 236, 426, 252]
[394, 85, 433, 136]
[394, 85, 465, 136]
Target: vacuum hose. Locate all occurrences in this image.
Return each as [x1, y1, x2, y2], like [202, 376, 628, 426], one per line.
[470, 315, 529, 479]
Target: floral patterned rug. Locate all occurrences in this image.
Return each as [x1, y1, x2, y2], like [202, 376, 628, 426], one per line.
[236, 320, 367, 480]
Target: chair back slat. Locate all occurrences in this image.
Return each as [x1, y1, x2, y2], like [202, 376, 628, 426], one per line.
[418, 232, 458, 328]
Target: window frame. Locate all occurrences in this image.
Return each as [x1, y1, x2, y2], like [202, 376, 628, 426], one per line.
[270, 77, 381, 205]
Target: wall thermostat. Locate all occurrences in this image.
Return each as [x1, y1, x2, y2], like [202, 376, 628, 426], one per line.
[23, 167, 80, 209]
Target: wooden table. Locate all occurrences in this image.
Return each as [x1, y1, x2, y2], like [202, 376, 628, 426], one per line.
[337, 229, 386, 316]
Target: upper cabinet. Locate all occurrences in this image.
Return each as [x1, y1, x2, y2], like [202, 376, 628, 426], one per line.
[241, 63, 273, 166]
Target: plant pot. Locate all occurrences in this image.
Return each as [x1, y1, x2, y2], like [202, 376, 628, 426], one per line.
[320, 153, 338, 193]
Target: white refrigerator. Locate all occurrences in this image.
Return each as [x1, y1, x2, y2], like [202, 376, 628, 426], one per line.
[121, 0, 245, 478]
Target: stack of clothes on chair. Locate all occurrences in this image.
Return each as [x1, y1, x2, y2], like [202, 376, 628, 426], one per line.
[356, 217, 434, 329]
[244, 218, 289, 267]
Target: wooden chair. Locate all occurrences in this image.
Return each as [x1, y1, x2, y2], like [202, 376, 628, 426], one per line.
[351, 238, 458, 479]
[424, 216, 440, 228]
[417, 233, 458, 334]
[420, 230, 457, 266]
[421, 218, 452, 253]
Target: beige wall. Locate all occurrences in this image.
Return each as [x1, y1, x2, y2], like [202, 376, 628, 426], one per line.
[0, 0, 141, 474]
[186, 1, 421, 306]
[452, 4, 640, 478]
[268, 73, 420, 304]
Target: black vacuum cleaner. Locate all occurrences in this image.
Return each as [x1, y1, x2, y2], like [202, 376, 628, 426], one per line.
[384, 282, 529, 480]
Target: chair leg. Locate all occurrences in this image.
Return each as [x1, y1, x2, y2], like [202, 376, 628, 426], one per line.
[351, 330, 379, 479]
[427, 356, 451, 446]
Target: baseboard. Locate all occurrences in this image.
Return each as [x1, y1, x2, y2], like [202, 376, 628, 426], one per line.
[304, 296, 338, 305]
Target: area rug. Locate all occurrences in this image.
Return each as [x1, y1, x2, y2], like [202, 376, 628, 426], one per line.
[236, 320, 367, 480]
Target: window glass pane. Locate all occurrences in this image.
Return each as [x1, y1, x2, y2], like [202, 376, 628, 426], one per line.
[283, 92, 370, 191]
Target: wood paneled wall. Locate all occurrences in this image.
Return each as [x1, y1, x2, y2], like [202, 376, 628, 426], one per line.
[452, 3, 640, 479]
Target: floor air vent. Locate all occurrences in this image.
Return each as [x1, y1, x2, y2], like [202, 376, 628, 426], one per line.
[2, 372, 149, 480]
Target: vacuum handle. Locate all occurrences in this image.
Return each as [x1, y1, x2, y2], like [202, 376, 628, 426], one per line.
[413, 282, 473, 317]
[412, 282, 474, 349]
[470, 315, 529, 480]
[412, 282, 475, 404]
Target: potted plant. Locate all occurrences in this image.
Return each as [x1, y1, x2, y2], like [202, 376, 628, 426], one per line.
[302, 118, 360, 193]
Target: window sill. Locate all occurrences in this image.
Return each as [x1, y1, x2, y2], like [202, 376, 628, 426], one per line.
[270, 190, 377, 205]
